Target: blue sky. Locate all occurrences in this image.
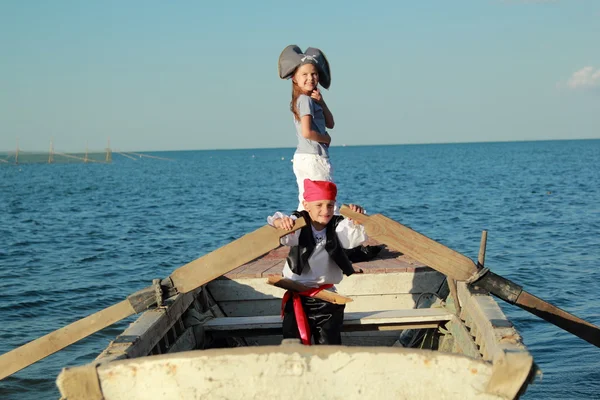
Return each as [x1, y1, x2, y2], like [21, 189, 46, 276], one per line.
[1, 0, 599, 152]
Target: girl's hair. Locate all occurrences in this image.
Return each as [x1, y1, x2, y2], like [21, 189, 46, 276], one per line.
[290, 81, 304, 122]
[290, 65, 319, 122]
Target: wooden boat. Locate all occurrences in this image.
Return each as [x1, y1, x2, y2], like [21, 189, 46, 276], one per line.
[56, 242, 537, 399]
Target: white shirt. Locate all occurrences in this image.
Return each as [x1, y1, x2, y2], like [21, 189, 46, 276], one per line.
[267, 212, 367, 288]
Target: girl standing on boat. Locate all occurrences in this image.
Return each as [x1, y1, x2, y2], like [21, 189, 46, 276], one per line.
[278, 45, 335, 212]
[268, 179, 367, 345]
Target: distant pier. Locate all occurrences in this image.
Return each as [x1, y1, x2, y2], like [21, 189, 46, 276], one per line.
[0, 140, 172, 165]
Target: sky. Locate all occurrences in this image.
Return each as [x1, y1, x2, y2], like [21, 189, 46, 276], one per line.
[1, 0, 599, 153]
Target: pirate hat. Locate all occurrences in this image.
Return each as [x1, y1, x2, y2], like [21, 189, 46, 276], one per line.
[278, 45, 331, 89]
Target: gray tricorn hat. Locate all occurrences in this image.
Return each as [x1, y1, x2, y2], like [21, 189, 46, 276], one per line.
[278, 45, 331, 89]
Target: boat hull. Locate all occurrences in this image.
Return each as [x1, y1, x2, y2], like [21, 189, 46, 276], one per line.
[59, 343, 514, 400]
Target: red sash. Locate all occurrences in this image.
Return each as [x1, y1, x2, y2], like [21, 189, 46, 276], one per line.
[281, 284, 333, 345]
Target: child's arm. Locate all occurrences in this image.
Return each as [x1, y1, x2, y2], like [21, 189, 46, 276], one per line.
[300, 115, 331, 145]
[336, 204, 368, 249]
[298, 94, 331, 145]
[267, 212, 300, 246]
[311, 89, 335, 129]
[321, 102, 335, 130]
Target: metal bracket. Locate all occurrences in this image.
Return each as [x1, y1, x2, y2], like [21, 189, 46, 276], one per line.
[465, 267, 490, 285]
[469, 270, 523, 304]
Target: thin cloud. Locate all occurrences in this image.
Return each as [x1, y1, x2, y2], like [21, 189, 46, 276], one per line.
[566, 67, 600, 90]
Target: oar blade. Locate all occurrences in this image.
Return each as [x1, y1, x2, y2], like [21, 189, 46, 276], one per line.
[340, 205, 477, 281]
[474, 271, 600, 347]
[516, 290, 600, 347]
[0, 300, 135, 380]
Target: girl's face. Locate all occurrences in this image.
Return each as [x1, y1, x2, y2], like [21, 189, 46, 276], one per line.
[293, 63, 319, 94]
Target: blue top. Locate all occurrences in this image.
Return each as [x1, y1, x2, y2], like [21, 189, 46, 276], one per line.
[294, 95, 329, 157]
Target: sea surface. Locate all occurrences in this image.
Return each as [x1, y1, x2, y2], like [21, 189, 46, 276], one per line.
[1, 140, 599, 399]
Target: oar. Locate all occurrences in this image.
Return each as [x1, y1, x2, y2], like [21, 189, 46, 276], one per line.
[0, 218, 306, 380]
[340, 205, 600, 347]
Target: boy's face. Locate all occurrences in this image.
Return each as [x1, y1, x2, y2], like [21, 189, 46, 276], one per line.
[303, 199, 335, 226]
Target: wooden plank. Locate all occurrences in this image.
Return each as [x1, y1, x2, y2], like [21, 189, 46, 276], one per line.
[217, 294, 439, 317]
[266, 276, 352, 305]
[224, 259, 281, 279]
[203, 309, 452, 332]
[346, 309, 452, 325]
[457, 282, 526, 361]
[445, 316, 481, 359]
[207, 279, 284, 301]
[206, 287, 249, 347]
[167, 327, 197, 354]
[262, 261, 287, 277]
[207, 270, 446, 301]
[207, 322, 442, 338]
[354, 256, 427, 274]
[339, 270, 447, 296]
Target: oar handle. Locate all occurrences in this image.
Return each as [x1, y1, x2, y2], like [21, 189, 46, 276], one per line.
[290, 216, 307, 231]
[474, 271, 600, 348]
[340, 204, 369, 224]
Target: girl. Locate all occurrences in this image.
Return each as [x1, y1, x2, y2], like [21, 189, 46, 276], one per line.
[278, 45, 336, 212]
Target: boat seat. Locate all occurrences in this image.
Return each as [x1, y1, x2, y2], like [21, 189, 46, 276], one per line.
[202, 308, 453, 336]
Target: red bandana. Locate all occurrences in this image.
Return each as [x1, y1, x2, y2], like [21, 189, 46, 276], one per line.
[303, 179, 337, 202]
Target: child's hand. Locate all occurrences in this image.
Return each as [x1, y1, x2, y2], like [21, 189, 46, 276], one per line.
[348, 204, 364, 214]
[310, 89, 324, 105]
[274, 216, 295, 231]
[347, 204, 365, 225]
[319, 132, 331, 146]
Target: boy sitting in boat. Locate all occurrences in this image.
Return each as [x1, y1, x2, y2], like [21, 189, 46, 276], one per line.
[267, 179, 367, 345]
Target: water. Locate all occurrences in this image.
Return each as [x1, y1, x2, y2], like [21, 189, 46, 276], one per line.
[1, 140, 599, 399]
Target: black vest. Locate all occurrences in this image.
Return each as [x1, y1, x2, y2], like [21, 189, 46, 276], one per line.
[286, 210, 355, 277]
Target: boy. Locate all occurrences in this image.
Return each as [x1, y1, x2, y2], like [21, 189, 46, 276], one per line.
[268, 179, 367, 345]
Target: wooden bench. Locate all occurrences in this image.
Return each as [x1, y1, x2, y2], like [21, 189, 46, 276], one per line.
[202, 309, 453, 337]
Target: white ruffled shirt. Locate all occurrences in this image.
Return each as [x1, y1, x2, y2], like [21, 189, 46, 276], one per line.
[267, 212, 367, 288]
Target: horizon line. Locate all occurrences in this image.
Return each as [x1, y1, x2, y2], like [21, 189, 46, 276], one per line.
[0, 137, 598, 154]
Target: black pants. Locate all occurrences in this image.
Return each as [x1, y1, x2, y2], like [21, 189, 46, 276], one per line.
[282, 296, 345, 345]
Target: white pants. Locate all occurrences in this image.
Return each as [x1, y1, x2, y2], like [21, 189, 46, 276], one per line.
[292, 153, 339, 213]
